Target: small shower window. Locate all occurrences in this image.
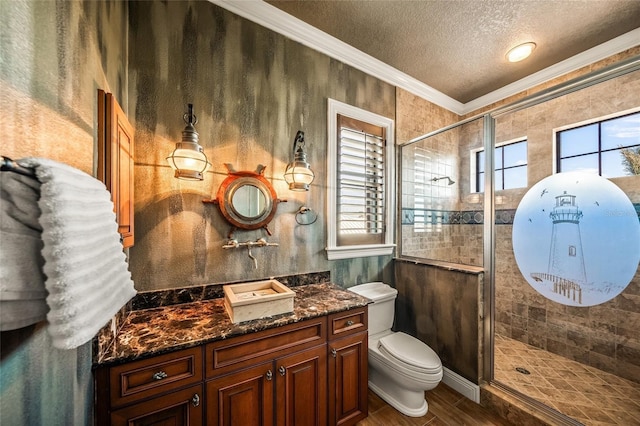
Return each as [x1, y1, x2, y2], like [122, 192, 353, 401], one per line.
[556, 110, 640, 177]
[473, 138, 528, 192]
[412, 146, 454, 233]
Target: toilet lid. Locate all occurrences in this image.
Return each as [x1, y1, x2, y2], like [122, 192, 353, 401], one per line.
[377, 332, 441, 372]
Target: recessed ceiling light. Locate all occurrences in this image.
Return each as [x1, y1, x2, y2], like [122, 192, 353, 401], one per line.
[506, 42, 536, 63]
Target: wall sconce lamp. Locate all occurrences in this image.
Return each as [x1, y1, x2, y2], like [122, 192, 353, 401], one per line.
[166, 103, 211, 180]
[283, 130, 315, 191]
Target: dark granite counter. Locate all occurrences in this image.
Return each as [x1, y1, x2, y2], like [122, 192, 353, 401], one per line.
[95, 282, 370, 367]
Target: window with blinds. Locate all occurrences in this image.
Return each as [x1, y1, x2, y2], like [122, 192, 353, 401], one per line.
[326, 98, 394, 260]
[337, 115, 386, 246]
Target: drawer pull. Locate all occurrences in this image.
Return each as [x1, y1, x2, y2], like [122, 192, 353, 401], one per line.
[266, 370, 273, 381]
[152, 371, 168, 381]
[346, 320, 354, 327]
[191, 393, 200, 407]
[331, 348, 337, 358]
[279, 366, 286, 376]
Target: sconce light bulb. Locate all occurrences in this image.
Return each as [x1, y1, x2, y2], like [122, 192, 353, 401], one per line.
[167, 104, 211, 181]
[284, 131, 315, 191]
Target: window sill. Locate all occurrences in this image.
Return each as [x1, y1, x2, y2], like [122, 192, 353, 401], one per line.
[326, 244, 396, 260]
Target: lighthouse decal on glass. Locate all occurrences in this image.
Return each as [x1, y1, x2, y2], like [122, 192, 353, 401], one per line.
[513, 172, 640, 307]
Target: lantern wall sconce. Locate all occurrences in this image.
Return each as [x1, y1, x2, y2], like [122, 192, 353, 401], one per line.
[166, 103, 211, 180]
[283, 130, 315, 191]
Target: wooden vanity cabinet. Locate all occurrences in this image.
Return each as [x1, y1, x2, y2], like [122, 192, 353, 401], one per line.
[206, 345, 327, 426]
[206, 361, 274, 425]
[328, 307, 368, 426]
[206, 316, 327, 426]
[95, 347, 203, 426]
[110, 384, 203, 426]
[96, 306, 368, 426]
[276, 344, 327, 426]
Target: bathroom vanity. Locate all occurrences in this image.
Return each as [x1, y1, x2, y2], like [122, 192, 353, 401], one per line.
[94, 283, 369, 426]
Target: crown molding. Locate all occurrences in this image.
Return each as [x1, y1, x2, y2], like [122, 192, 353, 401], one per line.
[462, 27, 640, 115]
[211, 1, 639, 117]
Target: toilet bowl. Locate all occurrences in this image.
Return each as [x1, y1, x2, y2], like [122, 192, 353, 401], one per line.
[349, 282, 443, 417]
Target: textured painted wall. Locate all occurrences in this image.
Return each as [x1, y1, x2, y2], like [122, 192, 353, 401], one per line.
[0, 0, 128, 424]
[127, 1, 396, 292]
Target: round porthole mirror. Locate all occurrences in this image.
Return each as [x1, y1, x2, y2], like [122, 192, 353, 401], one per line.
[206, 164, 284, 234]
[230, 183, 267, 219]
[226, 178, 273, 225]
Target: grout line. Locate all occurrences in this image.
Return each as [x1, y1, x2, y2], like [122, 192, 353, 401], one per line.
[495, 335, 640, 425]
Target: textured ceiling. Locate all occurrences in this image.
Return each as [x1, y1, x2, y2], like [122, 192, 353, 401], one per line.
[266, 0, 640, 104]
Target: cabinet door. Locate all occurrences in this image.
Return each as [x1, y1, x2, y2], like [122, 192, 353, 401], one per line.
[98, 89, 135, 248]
[276, 345, 327, 426]
[110, 384, 202, 426]
[207, 362, 274, 426]
[328, 332, 368, 426]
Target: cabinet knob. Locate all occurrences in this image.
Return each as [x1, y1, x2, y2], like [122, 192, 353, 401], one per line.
[191, 393, 200, 407]
[152, 371, 168, 381]
[331, 348, 337, 358]
[279, 366, 286, 376]
[266, 370, 273, 381]
[346, 320, 354, 327]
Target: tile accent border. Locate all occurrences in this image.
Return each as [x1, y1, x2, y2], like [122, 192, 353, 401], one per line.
[402, 204, 640, 225]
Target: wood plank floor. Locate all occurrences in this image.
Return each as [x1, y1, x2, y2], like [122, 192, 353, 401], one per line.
[356, 383, 515, 426]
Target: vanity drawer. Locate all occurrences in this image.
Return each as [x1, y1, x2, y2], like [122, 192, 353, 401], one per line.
[328, 307, 368, 340]
[109, 347, 203, 408]
[206, 316, 326, 378]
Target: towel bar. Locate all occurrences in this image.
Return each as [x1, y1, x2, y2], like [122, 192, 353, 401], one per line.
[0, 156, 38, 180]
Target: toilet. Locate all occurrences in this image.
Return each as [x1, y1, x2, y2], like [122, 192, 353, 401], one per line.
[349, 282, 442, 417]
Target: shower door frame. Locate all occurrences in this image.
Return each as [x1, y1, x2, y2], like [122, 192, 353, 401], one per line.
[397, 53, 640, 421]
[481, 54, 640, 421]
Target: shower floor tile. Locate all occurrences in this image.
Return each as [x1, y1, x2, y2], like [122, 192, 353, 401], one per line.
[494, 334, 640, 425]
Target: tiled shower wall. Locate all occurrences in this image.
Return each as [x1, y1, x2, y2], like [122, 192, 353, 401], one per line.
[400, 118, 485, 266]
[492, 68, 640, 384]
[399, 61, 640, 385]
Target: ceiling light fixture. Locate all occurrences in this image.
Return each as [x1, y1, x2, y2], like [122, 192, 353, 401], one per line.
[506, 42, 536, 63]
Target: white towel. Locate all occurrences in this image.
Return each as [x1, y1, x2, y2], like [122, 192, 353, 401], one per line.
[0, 170, 49, 330]
[19, 157, 137, 349]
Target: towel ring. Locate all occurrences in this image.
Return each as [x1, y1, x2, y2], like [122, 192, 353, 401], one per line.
[295, 206, 318, 225]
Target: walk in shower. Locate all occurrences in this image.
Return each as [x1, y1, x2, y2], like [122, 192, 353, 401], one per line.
[398, 56, 640, 425]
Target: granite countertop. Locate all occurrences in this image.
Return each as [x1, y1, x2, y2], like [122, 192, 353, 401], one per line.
[96, 282, 370, 367]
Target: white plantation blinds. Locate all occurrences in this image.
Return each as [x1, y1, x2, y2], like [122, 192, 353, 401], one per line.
[337, 115, 386, 246]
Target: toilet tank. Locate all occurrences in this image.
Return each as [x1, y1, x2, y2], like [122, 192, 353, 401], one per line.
[348, 282, 398, 335]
